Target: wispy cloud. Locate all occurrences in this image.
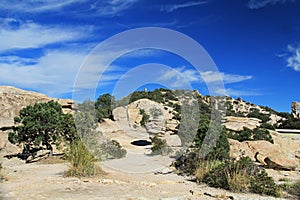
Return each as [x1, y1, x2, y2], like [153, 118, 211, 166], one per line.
[215, 88, 261, 97]
[201, 71, 252, 84]
[286, 44, 300, 71]
[0, 0, 86, 13]
[161, 1, 208, 13]
[0, 48, 124, 97]
[0, 18, 93, 52]
[248, 0, 294, 9]
[158, 67, 252, 88]
[92, 0, 140, 16]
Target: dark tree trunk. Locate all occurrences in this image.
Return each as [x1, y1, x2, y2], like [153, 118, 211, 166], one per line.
[46, 143, 53, 156]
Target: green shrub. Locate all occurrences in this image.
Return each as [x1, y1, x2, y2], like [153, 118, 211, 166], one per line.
[150, 136, 170, 155]
[202, 157, 280, 197]
[149, 107, 163, 119]
[247, 108, 271, 123]
[278, 114, 300, 129]
[260, 123, 275, 130]
[173, 150, 199, 175]
[228, 127, 273, 143]
[99, 140, 127, 160]
[195, 160, 222, 182]
[253, 128, 274, 143]
[280, 181, 300, 198]
[64, 139, 100, 177]
[140, 109, 150, 126]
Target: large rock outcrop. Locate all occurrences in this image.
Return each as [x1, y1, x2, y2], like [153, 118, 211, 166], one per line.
[0, 86, 76, 155]
[0, 86, 75, 128]
[223, 116, 261, 131]
[229, 131, 300, 171]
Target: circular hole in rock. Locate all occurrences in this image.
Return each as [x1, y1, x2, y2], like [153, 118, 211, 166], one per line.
[131, 140, 152, 146]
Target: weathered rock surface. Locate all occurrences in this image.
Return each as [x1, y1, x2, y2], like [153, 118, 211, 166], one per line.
[229, 131, 300, 170]
[0, 86, 75, 128]
[223, 116, 261, 131]
[0, 86, 75, 155]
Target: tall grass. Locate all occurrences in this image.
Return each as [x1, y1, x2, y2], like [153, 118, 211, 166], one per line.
[64, 139, 102, 177]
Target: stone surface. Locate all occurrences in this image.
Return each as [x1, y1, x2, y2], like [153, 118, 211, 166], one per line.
[0, 86, 75, 128]
[229, 132, 300, 170]
[223, 116, 261, 131]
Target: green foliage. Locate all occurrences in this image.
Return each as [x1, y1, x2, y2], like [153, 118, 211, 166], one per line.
[278, 113, 300, 129]
[260, 123, 275, 130]
[202, 157, 280, 197]
[173, 150, 199, 175]
[149, 107, 163, 119]
[228, 127, 273, 143]
[8, 101, 77, 157]
[252, 128, 274, 143]
[95, 93, 115, 121]
[247, 108, 271, 123]
[64, 139, 100, 177]
[195, 125, 230, 161]
[99, 140, 127, 160]
[140, 109, 150, 126]
[280, 181, 300, 198]
[150, 135, 170, 155]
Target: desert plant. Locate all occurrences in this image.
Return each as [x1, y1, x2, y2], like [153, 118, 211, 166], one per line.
[150, 135, 170, 155]
[99, 140, 127, 160]
[247, 108, 271, 123]
[64, 139, 100, 177]
[228, 127, 273, 143]
[280, 181, 300, 198]
[8, 100, 77, 158]
[140, 109, 150, 126]
[202, 157, 280, 197]
[95, 93, 115, 121]
[149, 107, 163, 119]
[195, 160, 222, 182]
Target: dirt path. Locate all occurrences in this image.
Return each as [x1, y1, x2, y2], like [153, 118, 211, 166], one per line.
[0, 155, 290, 200]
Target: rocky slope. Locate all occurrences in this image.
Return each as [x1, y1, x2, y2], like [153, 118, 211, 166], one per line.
[0, 86, 75, 154]
[0, 86, 75, 128]
[0, 86, 299, 199]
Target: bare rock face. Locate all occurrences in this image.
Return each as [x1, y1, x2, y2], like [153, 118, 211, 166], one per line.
[0, 86, 75, 156]
[0, 86, 75, 128]
[223, 116, 261, 131]
[291, 101, 300, 118]
[229, 131, 300, 171]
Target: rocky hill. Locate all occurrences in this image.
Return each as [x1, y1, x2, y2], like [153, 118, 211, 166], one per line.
[0, 86, 75, 128]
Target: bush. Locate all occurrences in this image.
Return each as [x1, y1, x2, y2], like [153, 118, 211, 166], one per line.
[150, 136, 170, 155]
[99, 140, 127, 160]
[195, 160, 222, 182]
[8, 101, 77, 158]
[202, 157, 281, 197]
[140, 109, 150, 126]
[280, 181, 300, 198]
[228, 127, 273, 143]
[64, 139, 100, 177]
[149, 107, 163, 119]
[247, 108, 271, 123]
[252, 128, 274, 143]
[260, 123, 275, 130]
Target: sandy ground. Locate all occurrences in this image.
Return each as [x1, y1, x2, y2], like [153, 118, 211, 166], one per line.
[0, 153, 292, 200]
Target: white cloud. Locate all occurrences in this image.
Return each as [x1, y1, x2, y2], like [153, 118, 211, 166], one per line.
[158, 67, 200, 87]
[162, 1, 208, 12]
[94, 0, 139, 16]
[201, 71, 252, 84]
[0, 0, 86, 13]
[215, 88, 261, 97]
[286, 45, 300, 71]
[158, 67, 252, 88]
[0, 19, 92, 52]
[248, 0, 294, 9]
[0, 49, 123, 97]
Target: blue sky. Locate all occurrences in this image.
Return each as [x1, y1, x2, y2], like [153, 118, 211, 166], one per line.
[0, 0, 299, 112]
